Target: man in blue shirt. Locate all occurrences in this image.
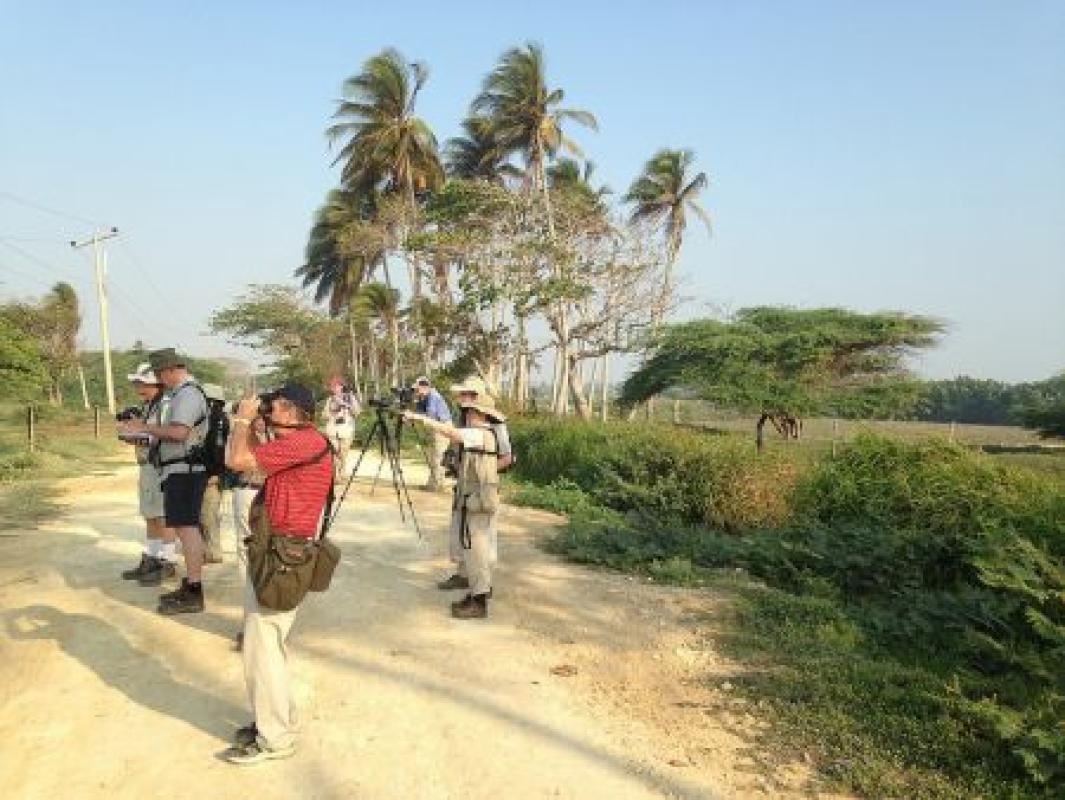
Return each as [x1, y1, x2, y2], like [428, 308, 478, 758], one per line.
[413, 376, 451, 491]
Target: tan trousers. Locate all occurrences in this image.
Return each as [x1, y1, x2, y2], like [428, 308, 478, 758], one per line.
[426, 432, 449, 490]
[199, 477, 225, 562]
[449, 505, 496, 595]
[242, 578, 300, 750]
[329, 435, 351, 482]
[231, 486, 259, 580]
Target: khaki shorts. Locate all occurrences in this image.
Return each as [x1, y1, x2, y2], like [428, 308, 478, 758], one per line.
[138, 464, 164, 520]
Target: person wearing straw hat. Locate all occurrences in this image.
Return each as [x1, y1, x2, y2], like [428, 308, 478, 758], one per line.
[117, 362, 179, 584]
[404, 385, 504, 619]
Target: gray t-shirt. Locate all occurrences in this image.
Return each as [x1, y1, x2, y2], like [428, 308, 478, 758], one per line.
[492, 423, 512, 458]
[158, 379, 208, 477]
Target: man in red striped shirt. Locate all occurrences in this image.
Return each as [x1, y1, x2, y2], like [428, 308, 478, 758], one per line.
[223, 383, 333, 765]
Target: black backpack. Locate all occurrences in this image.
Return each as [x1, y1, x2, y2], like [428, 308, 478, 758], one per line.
[201, 400, 230, 477]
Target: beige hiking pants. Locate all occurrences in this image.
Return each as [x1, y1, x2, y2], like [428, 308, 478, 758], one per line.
[426, 432, 449, 490]
[449, 505, 496, 596]
[242, 578, 300, 750]
[199, 477, 225, 562]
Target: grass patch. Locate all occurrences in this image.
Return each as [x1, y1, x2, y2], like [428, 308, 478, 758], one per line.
[0, 410, 124, 531]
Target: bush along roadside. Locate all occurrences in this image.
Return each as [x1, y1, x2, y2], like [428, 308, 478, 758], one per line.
[506, 422, 1065, 798]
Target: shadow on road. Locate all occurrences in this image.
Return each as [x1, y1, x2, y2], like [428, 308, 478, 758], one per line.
[3, 604, 246, 741]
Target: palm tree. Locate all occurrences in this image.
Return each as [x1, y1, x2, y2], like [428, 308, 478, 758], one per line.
[624, 148, 711, 311]
[327, 48, 444, 199]
[547, 157, 611, 210]
[445, 117, 520, 183]
[328, 48, 444, 309]
[472, 42, 597, 231]
[295, 189, 375, 315]
[352, 281, 402, 389]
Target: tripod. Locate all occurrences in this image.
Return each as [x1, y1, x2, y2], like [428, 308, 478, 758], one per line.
[329, 405, 424, 538]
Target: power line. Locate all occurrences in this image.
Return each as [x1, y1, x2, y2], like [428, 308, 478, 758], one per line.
[115, 237, 172, 309]
[0, 190, 100, 227]
[0, 238, 72, 279]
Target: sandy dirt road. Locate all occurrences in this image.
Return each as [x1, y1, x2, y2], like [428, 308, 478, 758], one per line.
[0, 462, 824, 800]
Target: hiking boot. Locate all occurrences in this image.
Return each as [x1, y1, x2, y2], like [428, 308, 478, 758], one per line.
[233, 723, 258, 747]
[121, 554, 154, 580]
[451, 593, 488, 619]
[136, 558, 176, 586]
[437, 574, 469, 591]
[157, 579, 204, 615]
[223, 740, 295, 765]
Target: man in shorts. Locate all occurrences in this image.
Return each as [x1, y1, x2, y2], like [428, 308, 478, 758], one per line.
[119, 348, 210, 614]
[117, 363, 178, 583]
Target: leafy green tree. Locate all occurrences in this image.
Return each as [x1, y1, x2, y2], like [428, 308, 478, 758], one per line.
[1, 282, 81, 404]
[1022, 404, 1065, 439]
[210, 285, 348, 390]
[0, 316, 48, 400]
[621, 307, 944, 448]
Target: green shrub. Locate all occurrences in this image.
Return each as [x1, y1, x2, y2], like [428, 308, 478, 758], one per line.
[533, 429, 1065, 793]
[509, 418, 798, 530]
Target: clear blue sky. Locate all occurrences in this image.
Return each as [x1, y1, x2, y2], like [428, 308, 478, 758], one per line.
[2, 0, 1063, 382]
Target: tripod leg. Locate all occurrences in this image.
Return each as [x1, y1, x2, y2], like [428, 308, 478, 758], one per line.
[327, 417, 384, 530]
[385, 422, 424, 539]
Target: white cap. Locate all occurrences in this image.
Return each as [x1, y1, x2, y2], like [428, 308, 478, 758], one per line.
[127, 362, 160, 384]
[202, 383, 226, 403]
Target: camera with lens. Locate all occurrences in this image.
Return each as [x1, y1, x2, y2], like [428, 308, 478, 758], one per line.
[370, 386, 415, 413]
[115, 406, 144, 422]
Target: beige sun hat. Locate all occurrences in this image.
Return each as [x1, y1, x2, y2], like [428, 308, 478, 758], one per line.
[450, 376, 488, 398]
[126, 362, 161, 385]
[464, 393, 506, 423]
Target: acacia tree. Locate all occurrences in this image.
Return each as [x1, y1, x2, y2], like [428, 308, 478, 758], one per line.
[210, 285, 348, 390]
[621, 308, 944, 449]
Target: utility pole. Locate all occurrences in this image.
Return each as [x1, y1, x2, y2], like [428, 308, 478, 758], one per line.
[71, 227, 119, 415]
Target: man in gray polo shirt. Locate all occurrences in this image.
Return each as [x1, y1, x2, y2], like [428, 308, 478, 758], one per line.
[119, 348, 210, 614]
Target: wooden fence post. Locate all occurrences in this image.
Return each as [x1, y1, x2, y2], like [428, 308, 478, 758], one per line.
[93, 406, 100, 440]
[27, 405, 36, 452]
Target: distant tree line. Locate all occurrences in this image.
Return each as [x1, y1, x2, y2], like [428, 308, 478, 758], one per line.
[0, 282, 231, 409]
[913, 374, 1065, 425]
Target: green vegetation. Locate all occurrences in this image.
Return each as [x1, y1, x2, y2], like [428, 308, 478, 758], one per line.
[507, 418, 1065, 798]
[0, 404, 124, 530]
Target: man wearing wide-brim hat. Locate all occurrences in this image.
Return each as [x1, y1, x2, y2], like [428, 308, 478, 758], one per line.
[119, 347, 211, 614]
[404, 390, 505, 619]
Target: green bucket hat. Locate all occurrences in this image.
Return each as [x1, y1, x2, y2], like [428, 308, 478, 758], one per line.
[148, 348, 186, 372]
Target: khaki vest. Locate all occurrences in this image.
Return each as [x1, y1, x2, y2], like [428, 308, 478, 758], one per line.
[458, 427, 500, 514]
